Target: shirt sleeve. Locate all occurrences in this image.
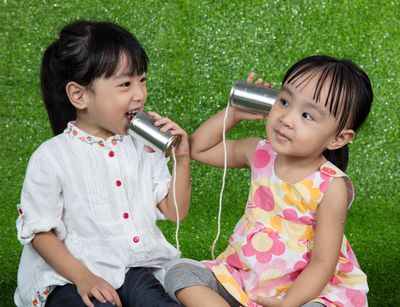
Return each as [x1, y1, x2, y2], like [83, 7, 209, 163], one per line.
[149, 152, 171, 220]
[16, 146, 66, 245]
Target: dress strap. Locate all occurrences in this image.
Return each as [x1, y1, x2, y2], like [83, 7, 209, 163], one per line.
[319, 161, 355, 208]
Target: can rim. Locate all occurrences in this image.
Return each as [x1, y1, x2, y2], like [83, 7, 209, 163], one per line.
[229, 80, 241, 102]
[164, 135, 181, 157]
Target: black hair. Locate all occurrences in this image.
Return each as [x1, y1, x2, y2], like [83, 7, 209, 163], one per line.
[282, 55, 373, 171]
[40, 20, 148, 135]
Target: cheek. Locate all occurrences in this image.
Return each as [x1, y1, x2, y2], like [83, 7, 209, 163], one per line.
[266, 109, 277, 126]
[266, 118, 274, 135]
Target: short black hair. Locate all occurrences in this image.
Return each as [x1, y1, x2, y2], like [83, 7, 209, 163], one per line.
[283, 55, 373, 170]
[40, 20, 148, 135]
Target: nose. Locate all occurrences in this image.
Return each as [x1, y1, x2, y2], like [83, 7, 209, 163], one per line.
[131, 82, 147, 103]
[279, 110, 295, 128]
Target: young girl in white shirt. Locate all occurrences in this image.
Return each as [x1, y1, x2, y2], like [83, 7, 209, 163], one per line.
[164, 55, 372, 307]
[15, 20, 190, 307]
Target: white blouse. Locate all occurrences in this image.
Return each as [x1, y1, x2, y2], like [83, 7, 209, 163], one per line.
[14, 122, 180, 307]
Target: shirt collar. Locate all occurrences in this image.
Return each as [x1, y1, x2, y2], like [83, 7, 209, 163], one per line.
[64, 122, 124, 148]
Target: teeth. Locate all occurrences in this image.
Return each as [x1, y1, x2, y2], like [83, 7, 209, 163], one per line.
[127, 110, 138, 116]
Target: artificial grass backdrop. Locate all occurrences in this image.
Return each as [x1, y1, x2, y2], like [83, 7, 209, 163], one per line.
[1, 1, 399, 306]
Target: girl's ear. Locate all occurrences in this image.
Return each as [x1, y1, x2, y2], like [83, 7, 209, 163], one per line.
[66, 81, 88, 110]
[327, 129, 355, 150]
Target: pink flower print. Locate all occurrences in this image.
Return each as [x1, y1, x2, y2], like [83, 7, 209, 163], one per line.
[226, 252, 244, 269]
[282, 209, 314, 226]
[329, 275, 341, 286]
[319, 171, 331, 192]
[242, 228, 285, 263]
[254, 149, 271, 168]
[252, 144, 274, 179]
[290, 252, 311, 281]
[345, 289, 366, 307]
[345, 241, 361, 268]
[254, 185, 275, 211]
[339, 258, 354, 273]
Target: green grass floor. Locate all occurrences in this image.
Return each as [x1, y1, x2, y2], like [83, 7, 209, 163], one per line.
[1, 1, 399, 306]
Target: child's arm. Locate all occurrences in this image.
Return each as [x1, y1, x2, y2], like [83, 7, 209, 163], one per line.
[254, 177, 349, 307]
[148, 112, 191, 222]
[32, 231, 122, 307]
[191, 72, 268, 168]
[190, 106, 263, 168]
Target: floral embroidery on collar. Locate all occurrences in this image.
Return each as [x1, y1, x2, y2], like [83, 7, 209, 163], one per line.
[64, 122, 124, 147]
[32, 287, 50, 306]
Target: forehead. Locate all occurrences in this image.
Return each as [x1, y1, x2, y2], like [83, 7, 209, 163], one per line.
[113, 54, 133, 75]
[284, 70, 331, 104]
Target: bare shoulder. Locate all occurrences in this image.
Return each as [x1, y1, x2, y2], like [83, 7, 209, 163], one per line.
[232, 137, 262, 167]
[319, 176, 349, 216]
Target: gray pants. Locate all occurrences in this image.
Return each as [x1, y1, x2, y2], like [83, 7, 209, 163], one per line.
[164, 258, 325, 307]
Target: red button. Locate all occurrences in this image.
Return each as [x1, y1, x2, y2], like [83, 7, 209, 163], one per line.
[123, 212, 129, 219]
[18, 208, 23, 215]
[133, 236, 140, 243]
[116, 180, 122, 187]
[108, 151, 115, 157]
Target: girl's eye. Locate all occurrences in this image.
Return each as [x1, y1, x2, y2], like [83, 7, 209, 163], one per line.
[302, 112, 313, 121]
[280, 99, 289, 108]
[120, 82, 131, 87]
[140, 77, 147, 83]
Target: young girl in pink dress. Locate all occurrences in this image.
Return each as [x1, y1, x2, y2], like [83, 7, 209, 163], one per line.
[164, 55, 372, 307]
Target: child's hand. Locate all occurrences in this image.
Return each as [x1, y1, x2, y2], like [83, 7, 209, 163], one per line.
[229, 71, 274, 123]
[252, 295, 287, 307]
[75, 272, 122, 307]
[247, 71, 273, 88]
[147, 111, 190, 159]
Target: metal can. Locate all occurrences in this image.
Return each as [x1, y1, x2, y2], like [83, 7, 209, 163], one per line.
[229, 80, 279, 114]
[128, 111, 181, 156]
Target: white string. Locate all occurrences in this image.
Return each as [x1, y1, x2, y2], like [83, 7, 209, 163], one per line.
[171, 146, 180, 252]
[211, 101, 230, 259]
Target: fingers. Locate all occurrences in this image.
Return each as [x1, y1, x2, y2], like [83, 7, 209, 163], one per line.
[152, 116, 188, 138]
[144, 146, 155, 153]
[246, 71, 273, 88]
[112, 292, 123, 307]
[89, 287, 121, 306]
[255, 78, 263, 85]
[147, 111, 161, 119]
[246, 71, 263, 85]
[82, 294, 94, 307]
[247, 71, 255, 83]
[252, 295, 276, 306]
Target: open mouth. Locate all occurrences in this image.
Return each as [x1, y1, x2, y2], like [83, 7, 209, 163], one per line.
[126, 110, 139, 121]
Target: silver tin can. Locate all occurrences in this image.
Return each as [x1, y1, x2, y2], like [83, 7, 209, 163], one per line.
[128, 111, 181, 156]
[230, 80, 279, 114]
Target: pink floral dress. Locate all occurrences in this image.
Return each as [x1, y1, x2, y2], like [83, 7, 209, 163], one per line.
[204, 140, 368, 307]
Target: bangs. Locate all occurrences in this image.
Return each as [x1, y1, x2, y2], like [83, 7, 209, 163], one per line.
[284, 63, 353, 133]
[85, 23, 148, 81]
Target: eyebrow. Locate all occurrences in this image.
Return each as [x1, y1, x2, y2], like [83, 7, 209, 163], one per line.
[281, 85, 327, 117]
[112, 71, 146, 80]
[304, 101, 327, 117]
[280, 86, 295, 98]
